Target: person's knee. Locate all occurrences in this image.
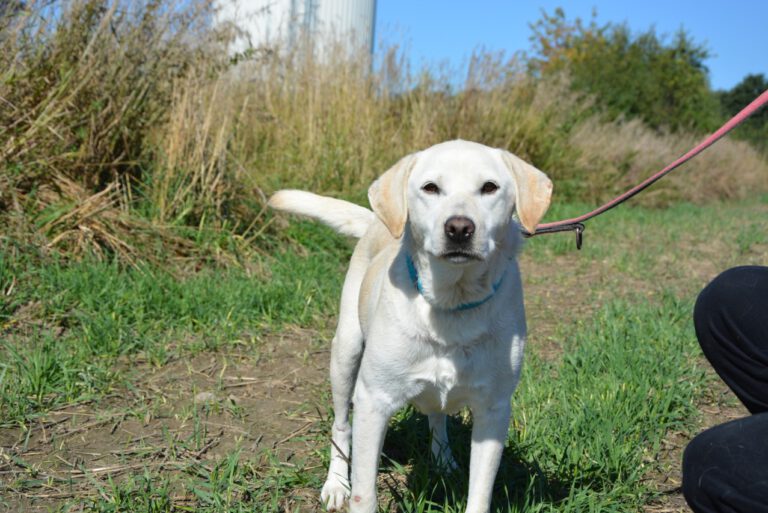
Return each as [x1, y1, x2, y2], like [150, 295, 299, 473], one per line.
[694, 266, 757, 343]
[695, 267, 743, 323]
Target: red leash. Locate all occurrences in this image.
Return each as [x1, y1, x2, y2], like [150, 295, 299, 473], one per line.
[525, 89, 768, 249]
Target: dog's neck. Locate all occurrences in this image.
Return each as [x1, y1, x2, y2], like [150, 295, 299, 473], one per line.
[404, 225, 521, 311]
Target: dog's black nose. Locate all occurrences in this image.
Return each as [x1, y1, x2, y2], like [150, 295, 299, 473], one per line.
[444, 216, 475, 243]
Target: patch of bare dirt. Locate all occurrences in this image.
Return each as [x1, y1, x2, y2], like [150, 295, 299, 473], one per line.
[0, 327, 331, 512]
[520, 252, 656, 360]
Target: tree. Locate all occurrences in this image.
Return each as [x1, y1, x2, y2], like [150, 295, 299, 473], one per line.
[528, 9, 720, 132]
[719, 73, 768, 152]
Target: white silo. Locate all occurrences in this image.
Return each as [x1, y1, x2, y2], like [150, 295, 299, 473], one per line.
[216, 0, 376, 58]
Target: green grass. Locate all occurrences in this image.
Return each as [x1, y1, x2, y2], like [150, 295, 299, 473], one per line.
[374, 294, 704, 512]
[1, 199, 765, 511]
[5, 295, 701, 512]
[0, 221, 352, 425]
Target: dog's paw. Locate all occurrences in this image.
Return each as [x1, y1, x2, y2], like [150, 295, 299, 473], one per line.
[321, 476, 350, 511]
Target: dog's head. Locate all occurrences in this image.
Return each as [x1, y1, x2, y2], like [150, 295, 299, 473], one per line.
[368, 140, 552, 264]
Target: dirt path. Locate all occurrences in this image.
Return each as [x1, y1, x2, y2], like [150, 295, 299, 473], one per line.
[0, 328, 330, 512]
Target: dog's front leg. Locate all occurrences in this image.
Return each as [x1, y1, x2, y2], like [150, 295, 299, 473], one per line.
[465, 400, 511, 513]
[349, 383, 394, 513]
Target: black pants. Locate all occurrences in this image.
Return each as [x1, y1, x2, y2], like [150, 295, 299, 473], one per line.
[683, 266, 768, 512]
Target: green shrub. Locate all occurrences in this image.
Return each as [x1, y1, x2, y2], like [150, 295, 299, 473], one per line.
[528, 8, 721, 132]
[719, 73, 768, 153]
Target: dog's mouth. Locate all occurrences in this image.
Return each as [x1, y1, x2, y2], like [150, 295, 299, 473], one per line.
[440, 250, 483, 264]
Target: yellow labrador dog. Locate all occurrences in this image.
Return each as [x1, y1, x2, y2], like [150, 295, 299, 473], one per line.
[269, 140, 552, 513]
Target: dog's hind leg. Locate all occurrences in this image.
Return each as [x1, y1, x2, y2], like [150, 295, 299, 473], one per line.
[320, 331, 362, 510]
[321, 258, 366, 511]
[428, 413, 458, 472]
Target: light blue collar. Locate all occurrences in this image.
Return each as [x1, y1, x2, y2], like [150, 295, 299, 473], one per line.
[405, 254, 504, 312]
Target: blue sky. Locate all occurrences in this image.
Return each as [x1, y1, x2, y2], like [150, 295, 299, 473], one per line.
[375, 1, 767, 91]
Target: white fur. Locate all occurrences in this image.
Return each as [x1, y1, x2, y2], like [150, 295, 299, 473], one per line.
[268, 189, 375, 238]
[269, 140, 552, 513]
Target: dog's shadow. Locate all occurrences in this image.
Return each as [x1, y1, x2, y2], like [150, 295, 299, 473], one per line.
[380, 407, 569, 511]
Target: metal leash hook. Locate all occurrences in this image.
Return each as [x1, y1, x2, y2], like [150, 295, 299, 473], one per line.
[574, 223, 584, 250]
[524, 222, 585, 250]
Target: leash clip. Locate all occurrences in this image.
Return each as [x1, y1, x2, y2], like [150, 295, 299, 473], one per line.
[522, 222, 585, 250]
[574, 223, 584, 250]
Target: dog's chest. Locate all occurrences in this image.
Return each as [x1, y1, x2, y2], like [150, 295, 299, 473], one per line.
[410, 345, 487, 414]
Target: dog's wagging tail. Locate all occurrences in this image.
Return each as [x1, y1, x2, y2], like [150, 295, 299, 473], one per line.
[268, 189, 375, 239]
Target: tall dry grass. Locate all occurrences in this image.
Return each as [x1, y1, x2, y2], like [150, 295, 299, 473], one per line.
[569, 116, 768, 205]
[152, 49, 591, 205]
[156, 45, 766, 211]
[1, 0, 229, 262]
[2, 0, 766, 264]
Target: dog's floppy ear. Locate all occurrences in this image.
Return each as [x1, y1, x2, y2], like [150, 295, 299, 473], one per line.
[368, 154, 418, 238]
[500, 150, 553, 234]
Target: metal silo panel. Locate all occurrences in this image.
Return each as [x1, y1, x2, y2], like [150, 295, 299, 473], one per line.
[217, 0, 376, 56]
[314, 0, 376, 54]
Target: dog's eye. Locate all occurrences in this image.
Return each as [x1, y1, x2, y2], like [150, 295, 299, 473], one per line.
[480, 181, 499, 195]
[422, 182, 440, 194]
